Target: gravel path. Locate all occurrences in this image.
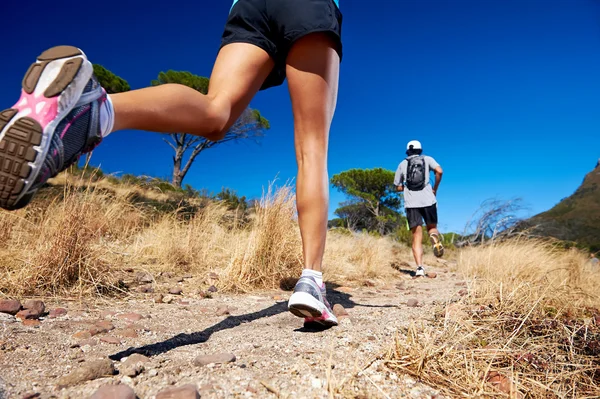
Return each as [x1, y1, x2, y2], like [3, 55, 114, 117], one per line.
[0, 262, 462, 399]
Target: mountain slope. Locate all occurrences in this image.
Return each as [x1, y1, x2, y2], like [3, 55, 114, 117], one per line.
[525, 159, 600, 251]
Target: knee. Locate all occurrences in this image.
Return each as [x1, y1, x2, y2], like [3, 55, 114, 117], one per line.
[194, 98, 230, 141]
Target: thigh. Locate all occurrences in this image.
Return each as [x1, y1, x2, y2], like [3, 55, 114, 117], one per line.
[286, 33, 340, 158]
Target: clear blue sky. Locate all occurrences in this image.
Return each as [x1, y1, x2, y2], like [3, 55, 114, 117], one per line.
[1, 0, 599, 233]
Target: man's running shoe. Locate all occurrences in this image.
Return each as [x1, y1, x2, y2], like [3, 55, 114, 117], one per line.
[0, 46, 106, 210]
[288, 276, 338, 327]
[415, 266, 426, 277]
[430, 233, 444, 258]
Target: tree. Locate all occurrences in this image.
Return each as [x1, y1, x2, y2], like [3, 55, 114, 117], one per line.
[92, 64, 130, 93]
[151, 70, 270, 187]
[331, 168, 403, 234]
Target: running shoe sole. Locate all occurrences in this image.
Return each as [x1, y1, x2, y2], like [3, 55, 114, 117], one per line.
[0, 46, 93, 210]
[288, 292, 325, 318]
[430, 234, 444, 258]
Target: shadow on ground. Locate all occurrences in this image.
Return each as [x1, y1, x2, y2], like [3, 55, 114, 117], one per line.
[110, 281, 396, 360]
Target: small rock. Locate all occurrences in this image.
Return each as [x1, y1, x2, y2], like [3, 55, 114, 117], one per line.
[22, 300, 45, 317]
[207, 285, 218, 293]
[162, 271, 175, 279]
[194, 353, 236, 366]
[208, 272, 219, 280]
[79, 338, 98, 347]
[162, 295, 175, 304]
[272, 295, 284, 301]
[169, 287, 183, 295]
[21, 392, 41, 399]
[395, 282, 406, 290]
[0, 299, 21, 315]
[121, 354, 149, 377]
[156, 384, 200, 399]
[116, 313, 144, 322]
[137, 284, 154, 293]
[57, 359, 115, 387]
[458, 289, 468, 296]
[91, 320, 115, 335]
[426, 272, 437, 279]
[118, 328, 138, 338]
[407, 298, 419, 307]
[178, 300, 190, 306]
[100, 336, 122, 345]
[332, 304, 349, 319]
[48, 308, 67, 318]
[154, 294, 165, 303]
[22, 319, 41, 327]
[215, 306, 230, 316]
[73, 330, 92, 340]
[90, 384, 136, 399]
[135, 271, 153, 284]
[367, 335, 376, 341]
[148, 369, 159, 378]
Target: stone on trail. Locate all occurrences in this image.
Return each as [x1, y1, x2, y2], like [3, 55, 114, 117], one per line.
[0, 299, 21, 315]
[332, 304, 349, 319]
[135, 271, 153, 284]
[121, 353, 150, 377]
[73, 330, 93, 340]
[118, 328, 138, 338]
[169, 287, 183, 295]
[22, 300, 45, 317]
[215, 306, 230, 316]
[116, 312, 144, 322]
[57, 359, 115, 387]
[90, 320, 115, 335]
[137, 284, 154, 293]
[48, 308, 67, 318]
[407, 298, 419, 307]
[21, 392, 41, 399]
[194, 352, 236, 367]
[100, 336, 122, 345]
[426, 272, 437, 279]
[207, 285, 218, 293]
[90, 384, 136, 399]
[22, 319, 41, 327]
[155, 384, 200, 399]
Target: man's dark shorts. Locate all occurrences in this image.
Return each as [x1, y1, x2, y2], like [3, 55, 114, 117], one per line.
[407, 204, 438, 230]
[220, 0, 343, 90]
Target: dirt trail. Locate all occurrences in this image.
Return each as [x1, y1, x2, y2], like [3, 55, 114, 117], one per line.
[0, 261, 463, 398]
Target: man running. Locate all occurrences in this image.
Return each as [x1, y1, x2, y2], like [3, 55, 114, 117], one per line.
[394, 140, 444, 277]
[0, 0, 342, 326]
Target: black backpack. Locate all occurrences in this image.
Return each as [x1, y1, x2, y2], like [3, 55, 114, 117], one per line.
[405, 156, 427, 191]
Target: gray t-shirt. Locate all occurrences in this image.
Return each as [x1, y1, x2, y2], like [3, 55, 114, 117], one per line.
[394, 155, 440, 209]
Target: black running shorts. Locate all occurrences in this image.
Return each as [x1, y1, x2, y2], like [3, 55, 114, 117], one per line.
[220, 0, 343, 90]
[406, 204, 439, 230]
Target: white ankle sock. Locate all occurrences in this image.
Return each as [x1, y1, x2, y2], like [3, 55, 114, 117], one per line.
[99, 94, 115, 138]
[301, 269, 323, 288]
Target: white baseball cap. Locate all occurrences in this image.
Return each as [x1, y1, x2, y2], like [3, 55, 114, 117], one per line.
[406, 140, 422, 151]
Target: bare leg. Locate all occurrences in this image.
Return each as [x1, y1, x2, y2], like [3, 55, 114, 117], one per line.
[411, 225, 424, 266]
[110, 43, 274, 141]
[427, 224, 440, 237]
[286, 33, 340, 272]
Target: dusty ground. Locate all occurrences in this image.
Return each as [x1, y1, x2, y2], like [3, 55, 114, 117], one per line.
[0, 261, 463, 399]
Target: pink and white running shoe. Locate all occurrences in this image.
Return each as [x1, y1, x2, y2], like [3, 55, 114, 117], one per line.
[288, 275, 338, 327]
[0, 46, 108, 210]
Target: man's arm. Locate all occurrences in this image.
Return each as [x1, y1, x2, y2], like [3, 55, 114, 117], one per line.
[432, 165, 443, 195]
[394, 162, 405, 191]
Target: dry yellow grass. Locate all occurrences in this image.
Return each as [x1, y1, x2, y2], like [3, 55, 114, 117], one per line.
[0, 172, 400, 297]
[386, 238, 600, 398]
